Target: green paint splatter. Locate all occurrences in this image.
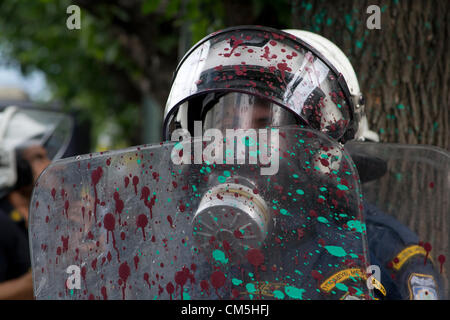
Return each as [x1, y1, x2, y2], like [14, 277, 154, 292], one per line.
[296, 189, 305, 195]
[324, 245, 347, 257]
[243, 136, 255, 147]
[337, 184, 349, 191]
[218, 176, 226, 183]
[212, 249, 228, 264]
[347, 220, 366, 233]
[285, 286, 305, 299]
[317, 216, 328, 223]
[335, 283, 348, 291]
[273, 290, 285, 299]
[280, 208, 292, 216]
[232, 278, 243, 286]
[246, 283, 256, 294]
[183, 291, 191, 300]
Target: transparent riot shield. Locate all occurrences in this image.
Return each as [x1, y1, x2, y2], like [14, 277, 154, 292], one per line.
[29, 127, 374, 300]
[346, 141, 449, 299]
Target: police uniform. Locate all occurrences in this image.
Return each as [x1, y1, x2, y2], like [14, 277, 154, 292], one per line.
[364, 202, 444, 300]
[0, 199, 31, 282]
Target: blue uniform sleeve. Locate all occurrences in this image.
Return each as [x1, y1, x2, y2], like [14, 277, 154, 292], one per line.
[364, 202, 445, 300]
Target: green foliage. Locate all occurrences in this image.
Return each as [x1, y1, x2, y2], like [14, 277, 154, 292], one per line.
[0, 0, 294, 149]
[0, 0, 142, 148]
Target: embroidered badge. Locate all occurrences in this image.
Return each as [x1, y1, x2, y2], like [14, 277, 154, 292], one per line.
[408, 273, 438, 300]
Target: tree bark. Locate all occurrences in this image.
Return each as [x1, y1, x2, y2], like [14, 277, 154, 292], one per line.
[290, 0, 449, 150]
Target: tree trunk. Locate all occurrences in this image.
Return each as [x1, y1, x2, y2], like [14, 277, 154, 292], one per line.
[290, 0, 449, 150]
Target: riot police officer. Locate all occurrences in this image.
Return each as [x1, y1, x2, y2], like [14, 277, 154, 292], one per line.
[161, 26, 444, 300]
[0, 104, 72, 299]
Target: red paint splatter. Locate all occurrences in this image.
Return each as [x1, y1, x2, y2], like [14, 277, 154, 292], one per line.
[276, 62, 292, 83]
[118, 262, 130, 300]
[438, 255, 445, 274]
[175, 267, 191, 300]
[311, 270, 323, 282]
[61, 235, 69, 253]
[200, 280, 210, 296]
[320, 158, 329, 167]
[234, 229, 244, 239]
[141, 186, 156, 219]
[348, 286, 357, 296]
[63, 200, 69, 218]
[124, 176, 130, 188]
[134, 255, 140, 270]
[91, 258, 97, 271]
[101, 286, 108, 300]
[210, 271, 226, 298]
[113, 192, 124, 224]
[144, 273, 151, 288]
[141, 186, 150, 199]
[104, 213, 120, 262]
[424, 242, 432, 265]
[136, 214, 148, 240]
[91, 167, 103, 222]
[132, 176, 139, 195]
[167, 215, 174, 228]
[81, 266, 87, 283]
[246, 248, 264, 267]
[166, 282, 175, 300]
[223, 37, 243, 58]
[51, 188, 56, 200]
[222, 240, 231, 258]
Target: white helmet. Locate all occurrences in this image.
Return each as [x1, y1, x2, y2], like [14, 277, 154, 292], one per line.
[0, 105, 73, 195]
[283, 29, 379, 142]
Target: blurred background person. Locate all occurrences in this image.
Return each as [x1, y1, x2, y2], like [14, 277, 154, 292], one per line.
[0, 88, 74, 299]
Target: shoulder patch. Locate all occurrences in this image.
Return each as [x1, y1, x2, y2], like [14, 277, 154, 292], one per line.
[408, 273, 438, 300]
[320, 268, 386, 298]
[391, 245, 429, 271]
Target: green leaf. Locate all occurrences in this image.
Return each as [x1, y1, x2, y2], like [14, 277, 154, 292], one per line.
[141, 0, 161, 15]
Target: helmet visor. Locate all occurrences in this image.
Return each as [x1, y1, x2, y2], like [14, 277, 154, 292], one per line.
[164, 26, 355, 142]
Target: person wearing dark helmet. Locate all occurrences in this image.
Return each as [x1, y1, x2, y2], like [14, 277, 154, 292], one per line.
[161, 26, 444, 300]
[0, 105, 72, 299]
